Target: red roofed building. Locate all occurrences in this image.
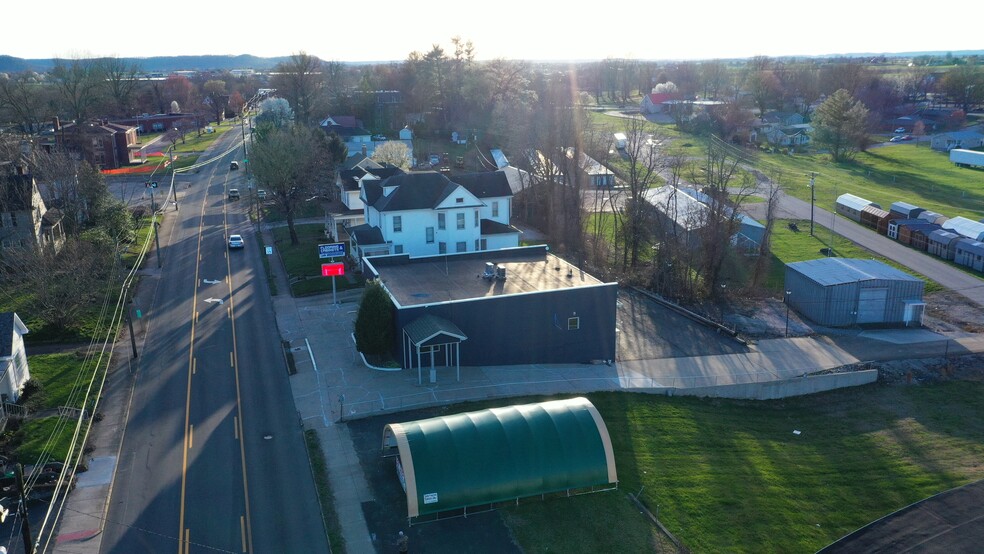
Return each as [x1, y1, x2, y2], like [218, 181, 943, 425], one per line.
[641, 92, 679, 114]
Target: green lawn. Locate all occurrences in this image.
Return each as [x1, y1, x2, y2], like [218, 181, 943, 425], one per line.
[25, 353, 88, 411]
[10, 416, 76, 464]
[482, 381, 984, 552]
[272, 224, 364, 297]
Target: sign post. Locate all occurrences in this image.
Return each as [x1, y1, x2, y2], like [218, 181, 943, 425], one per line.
[321, 262, 345, 304]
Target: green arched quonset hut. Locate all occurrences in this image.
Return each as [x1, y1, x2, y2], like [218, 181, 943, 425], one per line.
[381, 397, 618, 522]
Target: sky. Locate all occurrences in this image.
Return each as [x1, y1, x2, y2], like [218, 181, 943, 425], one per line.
[6, 1, 981, 63]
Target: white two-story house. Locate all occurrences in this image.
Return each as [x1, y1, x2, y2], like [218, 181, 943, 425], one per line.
[348, 171, 520, 264]
[325, 155, 406, 241]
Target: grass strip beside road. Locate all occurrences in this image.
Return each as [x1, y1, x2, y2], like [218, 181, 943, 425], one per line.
[304, 429, 345, 553]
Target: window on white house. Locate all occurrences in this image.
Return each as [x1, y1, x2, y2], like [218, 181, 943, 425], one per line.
[456, 213, 465, 230]
[456, 241, 466, 252]
[394, 245, 403, 254]
[455, 197, 464, 203]
[474, 210, 479, 227]
[475, 239, 480, 251]
[393, 216, 402, 232]
[426, 227, 434, 243]
[439, 242, 447, 254]
[492, 201, 499, 217]
[438, 213, 446, 230]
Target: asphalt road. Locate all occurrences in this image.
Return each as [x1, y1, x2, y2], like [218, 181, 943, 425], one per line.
[101, 131, 328, 553]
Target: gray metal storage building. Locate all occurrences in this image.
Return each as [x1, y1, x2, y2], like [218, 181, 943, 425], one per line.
[784, 258, 925, 327]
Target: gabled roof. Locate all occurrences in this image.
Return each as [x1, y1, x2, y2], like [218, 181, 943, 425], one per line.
[0, 312, 28, 358]
[324, 124, 371, 138]
[371, 172, 459, 212]
[645, 92, 677, 104]
[480, 219, 521, 235]
[403, 314, 467, 346]
[349, 224, 385, 246]
[837, 193, 876, 211]
[929, 229, 960, 243]
[943, 216, 984, 241]
[452, 171, 513, 199]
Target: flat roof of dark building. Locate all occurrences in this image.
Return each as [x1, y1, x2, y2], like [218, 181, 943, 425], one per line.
[366, 246, 610, 308]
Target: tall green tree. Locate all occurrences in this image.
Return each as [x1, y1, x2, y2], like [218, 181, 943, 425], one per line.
[812, 89, 869, 162]
[353, 280, 394, 356]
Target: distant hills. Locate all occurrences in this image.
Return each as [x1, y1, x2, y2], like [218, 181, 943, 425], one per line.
[0, 54, 295, 73]
[1, 51, 982, 73]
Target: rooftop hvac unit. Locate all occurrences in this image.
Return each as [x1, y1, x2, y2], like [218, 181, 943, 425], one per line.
[495, 264, 507, 281]
[482, 262, 496, 280]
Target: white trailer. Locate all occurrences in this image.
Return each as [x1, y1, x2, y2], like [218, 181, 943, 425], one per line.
[950, 149, 984, 168]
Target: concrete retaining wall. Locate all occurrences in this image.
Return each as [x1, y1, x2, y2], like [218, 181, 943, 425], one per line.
[661, 369, 878, 400]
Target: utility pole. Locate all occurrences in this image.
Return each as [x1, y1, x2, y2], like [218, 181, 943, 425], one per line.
[153, 217, 162, 269]
[807, 172, 818, 236]
[15, 464, 35, 554]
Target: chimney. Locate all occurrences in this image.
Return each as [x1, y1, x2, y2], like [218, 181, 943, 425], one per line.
[361, 143, 368, 156]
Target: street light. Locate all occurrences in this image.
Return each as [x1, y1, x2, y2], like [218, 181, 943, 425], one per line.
[784, 290, 792, 337]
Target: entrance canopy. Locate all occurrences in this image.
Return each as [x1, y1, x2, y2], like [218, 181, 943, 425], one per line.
[382, 397, 617, 519]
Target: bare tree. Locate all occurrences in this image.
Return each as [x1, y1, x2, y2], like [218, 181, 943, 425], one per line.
[50, 57, 104, 124]
[249, 125, 334, 244]
[271, 52, 328, 126]
[98, 57, 142, 117]
[0, 71, 53, 134]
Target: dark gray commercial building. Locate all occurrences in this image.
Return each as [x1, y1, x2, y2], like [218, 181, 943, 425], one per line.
[364, 246, 617, 377]
[784, 258, 925, 327]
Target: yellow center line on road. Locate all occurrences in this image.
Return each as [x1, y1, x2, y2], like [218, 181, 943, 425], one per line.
[225, 176, 254, 553]
[178, 164, 216, 554]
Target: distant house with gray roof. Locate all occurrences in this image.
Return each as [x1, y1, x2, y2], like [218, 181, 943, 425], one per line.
[931, 130, 984, 152]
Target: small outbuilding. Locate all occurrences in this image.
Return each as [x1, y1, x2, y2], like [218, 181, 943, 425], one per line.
[928, 229, 961, 260]
[860, 205, 891, 232]
[917, 211, 948, 226]
[943, 216, 984, 241]
[836, 194, 878, 223]
[954, 238, 984, 272]
[784, 258, 925, 327]
[889, 201, 925, 220]
[381, 397, 618, 525]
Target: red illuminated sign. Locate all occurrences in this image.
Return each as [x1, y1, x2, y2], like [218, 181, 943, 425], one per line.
[321, 263, 345, 277]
